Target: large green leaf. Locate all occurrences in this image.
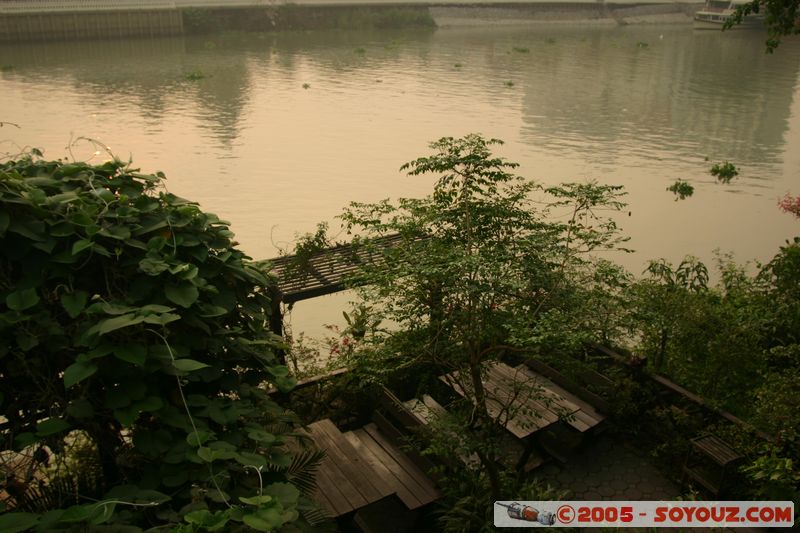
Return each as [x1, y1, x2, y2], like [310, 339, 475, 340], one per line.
[97, 313, 146, 335]
[0, 512, 40, 533]
[172, 359, 209, 372]
[165, 283, 199, 308]
[114, 344, 147, 366]
[139, 256, 169, 275]
[71, 239, 93, 256]
[184, 509, 229, 531]
[98, 225, 131, 240]
[264, 482, 300, 507]
[66, 398, 95, 419]
[6, 288, 39, 311]
[36, 417, 71, 436]
[61, 291, 88, 318]
[242, 505, 285, 532]
[64, 361, 98, 388]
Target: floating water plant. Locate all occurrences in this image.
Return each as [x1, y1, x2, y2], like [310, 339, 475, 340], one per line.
[637, 41, 649, 48]
[302, 83, 311, 89]
[454, 63, 463, 68]
[184, 70, 205, 81]
[512, 46, 530, 53]
[504, 80, 515, 87]
[354, 47, 366, 54]
[710, 161, 739, 183]
[667, 180, 694, 200]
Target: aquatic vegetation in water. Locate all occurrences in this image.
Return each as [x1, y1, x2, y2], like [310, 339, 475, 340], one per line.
[302, 83, 311, 89]
[710, 161, 739, 183]
[354, 47, 366, 54]
[504, 80, 515, 87]
[184, 70, 205, 81]
[545, 37, 556, 44]
[454, 63, 463, 68]
[667, 180, 695, 200]
[637, 41, 649, 48]
[0, 65, 13, 72]
[512, 46, 530, 53]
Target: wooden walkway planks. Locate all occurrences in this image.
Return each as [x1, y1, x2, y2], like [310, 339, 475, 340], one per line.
[308, 421, 371, 514]
[361, 423, 440, 508]
[267, 233, 407, 303]
[306, 419, 440, 518]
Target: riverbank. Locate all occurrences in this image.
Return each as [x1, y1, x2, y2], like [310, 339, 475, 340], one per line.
[0, 2, 703, 41]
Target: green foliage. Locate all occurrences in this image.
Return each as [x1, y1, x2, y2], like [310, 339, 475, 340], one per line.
[0, 154, 317, 530]
[339, 134, 629, 499]
[282, 222, 331, 281]
[511, 46, 530, 53]
[726, 0, 800, 52]
[436, 467, 564, 533]
[667, 180, 694, 200]
[709, 161, 739, 183]
[629, 242, 800, 424]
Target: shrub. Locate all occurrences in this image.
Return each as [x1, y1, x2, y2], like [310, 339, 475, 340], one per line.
[0, 154, 318, 531]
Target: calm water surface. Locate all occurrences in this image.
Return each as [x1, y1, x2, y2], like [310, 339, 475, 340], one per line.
[2, 25, 799, 336]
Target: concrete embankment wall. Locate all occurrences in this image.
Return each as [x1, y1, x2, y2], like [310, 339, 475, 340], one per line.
[0, 10, 183, 41]
[0, 2, 703, 42]
[431, 3, 701, 27]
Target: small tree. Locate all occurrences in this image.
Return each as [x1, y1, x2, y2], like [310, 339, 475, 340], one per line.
[340, 134, 629, 501]
[0, 154, 320, 532]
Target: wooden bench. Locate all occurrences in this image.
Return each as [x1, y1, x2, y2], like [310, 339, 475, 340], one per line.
[682, 434, 743, 496]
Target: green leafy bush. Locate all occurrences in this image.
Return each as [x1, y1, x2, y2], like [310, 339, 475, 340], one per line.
[0, 154, 318, 531]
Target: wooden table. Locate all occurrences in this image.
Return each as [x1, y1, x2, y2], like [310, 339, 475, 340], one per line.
[439, 362, 588, 439]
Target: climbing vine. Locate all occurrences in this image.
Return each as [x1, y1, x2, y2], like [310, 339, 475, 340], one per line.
[0, 154, 321, 531]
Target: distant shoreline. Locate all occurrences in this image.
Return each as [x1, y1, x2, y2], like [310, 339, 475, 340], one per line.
[0, 2, 704, 42]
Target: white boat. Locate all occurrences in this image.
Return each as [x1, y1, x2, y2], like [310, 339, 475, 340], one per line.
[693, 0, 764, 30]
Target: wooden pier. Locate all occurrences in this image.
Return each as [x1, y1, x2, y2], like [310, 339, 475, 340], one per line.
[268, 233, 407, 304]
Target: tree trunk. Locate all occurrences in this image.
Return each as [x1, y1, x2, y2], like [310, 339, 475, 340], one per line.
[468, 360, 502, 501]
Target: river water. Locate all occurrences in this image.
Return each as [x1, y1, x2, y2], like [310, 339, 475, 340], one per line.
[1, 24, 799, 338]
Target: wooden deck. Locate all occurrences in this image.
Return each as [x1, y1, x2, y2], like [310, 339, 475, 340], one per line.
[267, 234, 406, 303]
[440, 362, 604, 439]
[307, 419, 439, 518]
